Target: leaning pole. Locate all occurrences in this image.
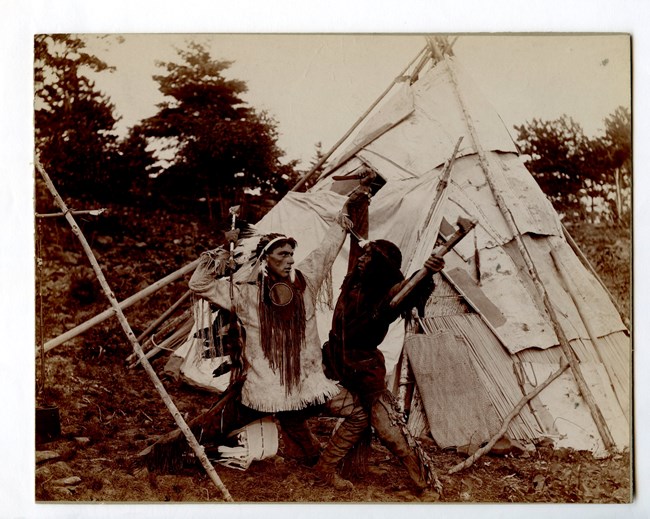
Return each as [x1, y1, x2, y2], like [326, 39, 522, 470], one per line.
[36, 160, 234, 502]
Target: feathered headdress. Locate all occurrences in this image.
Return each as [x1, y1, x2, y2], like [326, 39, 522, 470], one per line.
[254, 233, 298, 284]
[198, 221, 263, 279]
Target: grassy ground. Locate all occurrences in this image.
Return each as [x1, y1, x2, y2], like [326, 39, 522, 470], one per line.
[564, 219, 631, 323]
[34, 202, 632, 504]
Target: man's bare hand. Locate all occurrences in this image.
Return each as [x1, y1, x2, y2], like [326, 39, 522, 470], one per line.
[358, 166, 377, 187]
[424, 254, 445, 273]
[337, 211, 354, 231]
[346, 167, 376, 206]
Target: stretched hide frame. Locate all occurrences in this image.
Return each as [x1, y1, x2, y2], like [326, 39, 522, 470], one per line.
[405, 332, 500, 450]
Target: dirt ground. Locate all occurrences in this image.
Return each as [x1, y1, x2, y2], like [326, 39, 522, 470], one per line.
[33, 203, 633, 505]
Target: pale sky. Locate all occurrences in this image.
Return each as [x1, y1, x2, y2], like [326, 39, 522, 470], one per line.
[84, 33, 631, 167]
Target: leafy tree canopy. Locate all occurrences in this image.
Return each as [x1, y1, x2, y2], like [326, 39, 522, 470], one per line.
[600, 106, 631, 222]
[139, 42, 299, 220]
[34, 34, 122, 201]
[603, 106, 631, 171]
[514, 109, 631, 224]
[514, 115, 590, 216]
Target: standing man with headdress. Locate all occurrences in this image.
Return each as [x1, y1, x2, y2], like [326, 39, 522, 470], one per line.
[188, 180, 371, 464]
[316, 170, 445, 498]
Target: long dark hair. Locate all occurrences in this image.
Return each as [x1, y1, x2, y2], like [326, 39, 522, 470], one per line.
[256, 232, 305, 394]
[341, 240, 405, 304]
[342, 239, 434, 319]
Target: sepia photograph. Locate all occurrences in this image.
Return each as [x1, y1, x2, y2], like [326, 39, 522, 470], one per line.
[30, 32, 634, 507]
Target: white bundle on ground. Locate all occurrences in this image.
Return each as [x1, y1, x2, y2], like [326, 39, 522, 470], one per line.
[213, 417, 279, 471]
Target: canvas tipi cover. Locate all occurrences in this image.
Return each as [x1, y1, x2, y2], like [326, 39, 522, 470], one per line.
[251, 45, 630, 455]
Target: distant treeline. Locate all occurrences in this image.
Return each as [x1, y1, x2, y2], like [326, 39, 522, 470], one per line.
[35, 35, 630, 228]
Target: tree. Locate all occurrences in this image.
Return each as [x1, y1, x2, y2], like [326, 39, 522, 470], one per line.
[110, 126, 158, 204]
[34, 34, 121, 201]
[514, 116, 593, 219]
[600, 106, 631, 223]
[515, 109, 631, 224]
[140, 41, 298, 220]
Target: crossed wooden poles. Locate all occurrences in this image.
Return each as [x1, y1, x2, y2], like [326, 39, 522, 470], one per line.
[36, 161, 233, 502]
[36, 37, 621, 498]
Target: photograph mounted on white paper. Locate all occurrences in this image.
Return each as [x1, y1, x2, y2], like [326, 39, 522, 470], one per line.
[34, 33, 631, 504]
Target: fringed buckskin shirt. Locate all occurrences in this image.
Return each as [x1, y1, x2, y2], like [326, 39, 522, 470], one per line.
[189, 223, 347, 413]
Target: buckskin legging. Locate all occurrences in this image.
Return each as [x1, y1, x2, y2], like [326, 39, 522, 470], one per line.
[274, 385, 368, 462]
[319, 388, 428, 490]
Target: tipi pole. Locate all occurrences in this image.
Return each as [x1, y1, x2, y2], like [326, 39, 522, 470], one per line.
[41, 259, 199, 354]
[448, 360, 569, 474]
[443, 56, 616, 452]
[291, 45, 428, 192]
[137, 289, 192, 344]
[413, 136, 464, 260]
[323, 112, 414, 178]
[396, 137, 463, 411]
[550, 249, 608, 364]
[550, 249, 627, 417]
[408, 45, 434, 85]
[562, 223, 628, 324]
[36, 208, 106, 218]
[125, 290, 193, 364]
[128, 317, 194, 370]
[36, 162, 234, 502]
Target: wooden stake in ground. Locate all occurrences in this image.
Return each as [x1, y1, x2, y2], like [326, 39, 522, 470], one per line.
[36, 161, 233, 502]
[448, 361, 569, 475]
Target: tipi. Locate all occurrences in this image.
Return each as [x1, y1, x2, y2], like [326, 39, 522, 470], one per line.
[169, 37, 630, 457]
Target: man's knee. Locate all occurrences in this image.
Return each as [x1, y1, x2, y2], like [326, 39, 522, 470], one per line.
[327, 387, 367, 418]
[345, 404, 369, 434]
